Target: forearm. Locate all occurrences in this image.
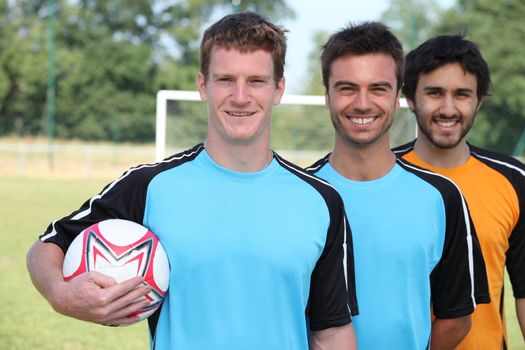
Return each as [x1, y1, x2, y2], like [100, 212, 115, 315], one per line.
[309, 323, 356, 350]
[26, 240, 67, 307]
[516, 298, 525, 339]
[430, 315, 471, 349]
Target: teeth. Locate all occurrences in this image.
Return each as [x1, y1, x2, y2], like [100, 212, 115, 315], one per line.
[437, 120, 455, 127]
[227, 111, 253, 117]
[350, 117, 374, 125]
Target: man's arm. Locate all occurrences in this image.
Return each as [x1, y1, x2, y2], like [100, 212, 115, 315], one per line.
[309, 323, 356, 350]
[430, 315, 471, 350]
[27, 240, 151, 325]
[516, 298, 525, 339]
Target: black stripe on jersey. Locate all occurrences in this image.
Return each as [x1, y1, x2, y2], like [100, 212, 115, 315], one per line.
[40, 143, 205, 251]
[304, 153, 331, 173]
[392, 140, 416, 157]
[273, 153, 359, 328]
[396, 157, 490, 317]
[469, 145, 525, 298]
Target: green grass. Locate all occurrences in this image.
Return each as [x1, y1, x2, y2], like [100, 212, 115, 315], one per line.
[0, 176, 149, 350]
[1, 176, 523, 349]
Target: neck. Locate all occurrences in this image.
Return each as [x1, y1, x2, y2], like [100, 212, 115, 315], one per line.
[330, 137, 396, 181]
[413, 137, 470, 169]
[204, 138, 273, 172]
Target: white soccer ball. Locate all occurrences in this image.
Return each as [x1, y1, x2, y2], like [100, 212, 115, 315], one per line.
[63, 219, 170, 323]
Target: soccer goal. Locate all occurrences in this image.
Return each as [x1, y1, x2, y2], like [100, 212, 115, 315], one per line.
[155, 90, 413, 166]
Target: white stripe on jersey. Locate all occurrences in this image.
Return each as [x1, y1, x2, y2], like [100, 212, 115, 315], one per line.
[472, 151, 525, 177]
[40, 145, 204, 241]
[397, 158, 477, 308]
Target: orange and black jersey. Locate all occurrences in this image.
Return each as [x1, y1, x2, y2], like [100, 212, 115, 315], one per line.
[394, 141, 525, 349]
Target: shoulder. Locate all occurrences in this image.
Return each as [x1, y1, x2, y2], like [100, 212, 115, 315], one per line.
[274, 153, 344, 208]
[470, 144, 525, 174]
[396, 157, 464, 204]
[117, 144, 205, 185]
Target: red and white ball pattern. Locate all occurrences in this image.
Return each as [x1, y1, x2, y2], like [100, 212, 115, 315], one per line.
[63, 219, 170, 323]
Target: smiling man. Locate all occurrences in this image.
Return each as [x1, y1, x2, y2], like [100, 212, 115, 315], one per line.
[307, 23, 489, 349]
[27, 12, 358, 349]
[394, 34, 525, 349]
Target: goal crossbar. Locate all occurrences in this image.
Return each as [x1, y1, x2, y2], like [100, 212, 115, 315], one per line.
[155, 90, 408, 161]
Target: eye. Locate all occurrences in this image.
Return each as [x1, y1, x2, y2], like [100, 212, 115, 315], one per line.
[426, 90, 441, 97]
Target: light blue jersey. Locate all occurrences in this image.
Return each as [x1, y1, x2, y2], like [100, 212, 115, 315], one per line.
[308, 156, 488, 349]
[41, 144, 358, 349]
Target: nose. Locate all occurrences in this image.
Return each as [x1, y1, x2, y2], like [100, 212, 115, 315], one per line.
[353, 91, 372, 112]
[231, 81, 250, 105]
[439, 95, 457, 117]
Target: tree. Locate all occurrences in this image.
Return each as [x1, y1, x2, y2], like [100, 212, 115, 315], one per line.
[0, 0, 293, 142]
[380, 0, 442, 51]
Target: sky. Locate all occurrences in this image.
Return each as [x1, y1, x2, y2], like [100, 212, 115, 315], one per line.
[280, 0, 454, 94]
[282, 0, 390, 93]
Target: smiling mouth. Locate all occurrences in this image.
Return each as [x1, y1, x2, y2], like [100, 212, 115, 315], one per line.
[435, 119, 458, 128]
[350, 116, 374, 125]
[226, 111, 256, 117]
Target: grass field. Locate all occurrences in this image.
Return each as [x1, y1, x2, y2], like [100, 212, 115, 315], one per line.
[1, 168, 524, 348]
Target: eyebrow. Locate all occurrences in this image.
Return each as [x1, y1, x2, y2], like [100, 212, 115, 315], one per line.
[423, 86, 474, 94]
[333, 81, 393, 89]
[212, 73, 272, 81]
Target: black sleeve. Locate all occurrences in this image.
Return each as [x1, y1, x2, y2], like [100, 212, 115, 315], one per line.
[39, 166, 153, 253]
[307, 194, 358, 331]
[506, 168, 525, 298]
[431, 184, 490, 319]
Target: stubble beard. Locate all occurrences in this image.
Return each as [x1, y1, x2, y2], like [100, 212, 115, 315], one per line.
[414, 108, 476, 150]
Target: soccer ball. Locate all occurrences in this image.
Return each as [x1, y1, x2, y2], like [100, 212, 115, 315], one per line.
[63, 219, 170, 323]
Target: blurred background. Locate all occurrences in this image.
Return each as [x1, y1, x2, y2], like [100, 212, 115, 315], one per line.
[1, 0, 524, 349]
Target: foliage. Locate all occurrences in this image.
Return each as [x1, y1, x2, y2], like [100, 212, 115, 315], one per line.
[380, 0, 442, 51]
[0, 0, 293, 142]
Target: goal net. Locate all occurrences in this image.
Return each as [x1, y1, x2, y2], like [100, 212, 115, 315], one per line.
[156, 90, 415, 166]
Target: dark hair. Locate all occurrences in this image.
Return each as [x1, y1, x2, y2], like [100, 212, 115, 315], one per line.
[200, 12, 287, 84]
[321, 21, 404, 91]
[403, 34, 491, 101]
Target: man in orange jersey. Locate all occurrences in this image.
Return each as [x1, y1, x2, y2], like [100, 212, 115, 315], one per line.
[394, 34, 525, 349]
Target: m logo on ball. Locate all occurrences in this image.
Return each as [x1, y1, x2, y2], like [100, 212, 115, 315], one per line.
[63, 219, 170, 323]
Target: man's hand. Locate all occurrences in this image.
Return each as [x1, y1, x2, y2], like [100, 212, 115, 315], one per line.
[27, 240, 152, 326]
[51, 272, 152, 326]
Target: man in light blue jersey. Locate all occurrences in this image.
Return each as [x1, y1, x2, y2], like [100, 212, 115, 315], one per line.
[306, 22, 489, 349]
[26, 12, 357, 349]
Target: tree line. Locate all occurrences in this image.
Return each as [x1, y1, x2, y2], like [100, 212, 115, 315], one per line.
[1, 0, 524, 154]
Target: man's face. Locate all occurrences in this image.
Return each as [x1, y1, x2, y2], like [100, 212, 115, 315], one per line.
[326, 53, 400, 148]
[409, 63, 481, 149]
[196, 46, 284, 147]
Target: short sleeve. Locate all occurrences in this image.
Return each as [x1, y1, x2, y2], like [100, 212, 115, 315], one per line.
[431, 185, 490, 319]
[307, 194, 358, 330]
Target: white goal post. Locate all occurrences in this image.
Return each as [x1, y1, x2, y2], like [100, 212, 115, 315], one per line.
[155, 90, 409, 161]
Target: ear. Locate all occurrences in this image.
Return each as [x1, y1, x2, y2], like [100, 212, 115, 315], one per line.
[406, 97, 416, 112]
[196, 72, 208, 102]
[476, 97, 484, 113]
[395, 89, 401, 110]
[325, 93, 330, 108]
[273, 77, 286, 105]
